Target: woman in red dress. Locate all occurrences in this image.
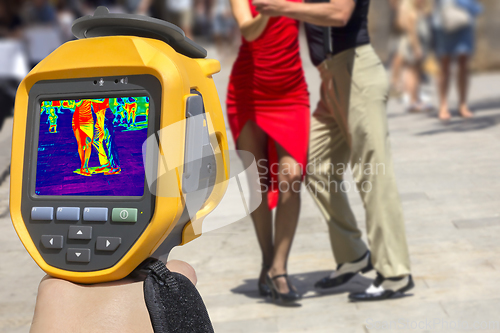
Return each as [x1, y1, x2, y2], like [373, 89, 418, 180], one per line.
[227, 0, 309, 303]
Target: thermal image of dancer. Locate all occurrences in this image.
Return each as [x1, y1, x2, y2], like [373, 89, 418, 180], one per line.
[91, 99, 121, 175]
[37, 96, 150, 196]
[72, 100, 94, 176]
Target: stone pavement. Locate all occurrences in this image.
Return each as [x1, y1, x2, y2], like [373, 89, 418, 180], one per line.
[1, 49, 500, 332]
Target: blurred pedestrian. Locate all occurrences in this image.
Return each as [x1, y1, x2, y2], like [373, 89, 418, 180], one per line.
[0, 0, 27, 129]
[135, 0, 164, 18]
[23, 0, 58, 24]
[227, 0, 309, 303]
[22, 0, 62, 69]
[212, 0, 236, 53]
[389, 0, 405, 98]
[192, 0, 211, 38]
[166, 0, 194, 38]
[398, 0, 433, 112]
[255, 0, 413, 301]
[0, 0, 24, 39]
[432, 0, 482, 121]
[55, 0, 77, 42]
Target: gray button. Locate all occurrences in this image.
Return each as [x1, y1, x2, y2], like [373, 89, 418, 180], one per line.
[31, 207, 54, 221]
[67, 248, 90, 263]
[68, 226, 92, 240]
[96, 237, 121, 251]
[83, 207, 108, 222]
[41, 235, 64, 249]
[56, 207, 80, 221]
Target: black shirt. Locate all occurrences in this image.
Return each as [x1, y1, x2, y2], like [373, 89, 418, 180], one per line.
[305, 0, 371, 66]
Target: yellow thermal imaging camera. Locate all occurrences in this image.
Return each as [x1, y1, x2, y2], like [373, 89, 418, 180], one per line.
[10, 7, 229, 284]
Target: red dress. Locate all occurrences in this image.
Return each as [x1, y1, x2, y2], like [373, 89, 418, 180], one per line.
[227, 0, 310, 209]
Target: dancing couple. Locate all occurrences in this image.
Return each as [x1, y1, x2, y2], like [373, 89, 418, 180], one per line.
[72, 98, 121, 176]
[228, 0, 413, 304]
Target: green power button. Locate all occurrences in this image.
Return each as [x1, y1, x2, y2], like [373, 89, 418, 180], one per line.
[112, 208, 138, 223]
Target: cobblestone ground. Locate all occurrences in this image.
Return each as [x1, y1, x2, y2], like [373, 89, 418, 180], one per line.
[1, 48, 500, 332]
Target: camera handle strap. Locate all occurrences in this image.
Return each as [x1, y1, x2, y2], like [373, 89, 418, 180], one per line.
[133, 259, 215, 333]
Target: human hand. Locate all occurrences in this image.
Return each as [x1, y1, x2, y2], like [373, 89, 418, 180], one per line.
[253, 0, 288, 17]
[30, 260, 197, 333]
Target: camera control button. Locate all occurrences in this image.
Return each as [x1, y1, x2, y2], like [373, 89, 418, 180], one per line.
[67, 248, 91, 263]
[112, 208, 137, 223]
[31, 207, 54, 221]
[41, 235, 64, 249]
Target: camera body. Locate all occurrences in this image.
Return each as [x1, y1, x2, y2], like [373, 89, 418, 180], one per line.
[10, 9, 229, 283]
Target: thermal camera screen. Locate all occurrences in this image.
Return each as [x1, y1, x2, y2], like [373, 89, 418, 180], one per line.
[35, 97, 150, 196]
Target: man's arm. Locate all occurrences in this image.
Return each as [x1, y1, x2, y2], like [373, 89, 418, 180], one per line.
[253, 0, 356, 27]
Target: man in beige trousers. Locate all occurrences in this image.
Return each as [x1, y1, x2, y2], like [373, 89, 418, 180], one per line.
[254, 0, 413, 301]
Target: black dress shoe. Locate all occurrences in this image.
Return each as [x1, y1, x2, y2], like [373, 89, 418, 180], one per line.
[348, 273, 414, 301]
[315, 251, 373, 289]
[266, 274, 301, 304]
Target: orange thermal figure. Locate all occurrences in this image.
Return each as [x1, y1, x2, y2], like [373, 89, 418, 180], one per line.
[91, 98, 109, 166]
[124, 98, 138, 126]
[72, 100, 94, 176]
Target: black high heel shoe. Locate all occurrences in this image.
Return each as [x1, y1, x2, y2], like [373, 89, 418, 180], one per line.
[265, 273, 301, 303]
[259, 264, 272, 297]
[259, 282, 272, 297]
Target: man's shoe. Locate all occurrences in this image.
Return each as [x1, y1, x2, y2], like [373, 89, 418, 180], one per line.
[348, 273, 414, 301]
[314, 251, 373, 289]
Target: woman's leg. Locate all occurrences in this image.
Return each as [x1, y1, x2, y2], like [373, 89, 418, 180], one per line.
[438, 56, 452, 120]
[237, 121, 274, 284]
[269, 143, 302, 293]
[457, 54, 473, 118]
[406, 62, 420, 108]
[390, 52, 404, 95]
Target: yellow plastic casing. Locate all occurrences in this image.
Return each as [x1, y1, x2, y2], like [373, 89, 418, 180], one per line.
[10, 36, 229, 283]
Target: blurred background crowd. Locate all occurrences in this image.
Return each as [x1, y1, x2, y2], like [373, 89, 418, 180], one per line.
[1, 0, 499, 127]
[0, 0, 237, 64]
[0, 0, 236, 129]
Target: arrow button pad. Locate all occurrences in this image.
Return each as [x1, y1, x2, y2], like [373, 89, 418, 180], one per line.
[41, 235, 64, 249]
[68, 226, 92, 240]
[96, 237, 121, 252]
[30, 205, 145, 269]
[67, 248, 91, 263]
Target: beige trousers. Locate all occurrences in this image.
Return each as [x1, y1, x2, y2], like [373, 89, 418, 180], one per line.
[305, 45, 411, 278]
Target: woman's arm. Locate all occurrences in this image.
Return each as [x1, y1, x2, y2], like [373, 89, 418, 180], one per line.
[253, 0, 356, 27]
[229, 0, 270, 42]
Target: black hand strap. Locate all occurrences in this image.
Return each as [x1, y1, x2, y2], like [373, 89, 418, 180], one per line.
[136, 259, 215, 333]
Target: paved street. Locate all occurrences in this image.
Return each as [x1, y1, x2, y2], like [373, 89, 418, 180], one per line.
[1, 44, 500, 332]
